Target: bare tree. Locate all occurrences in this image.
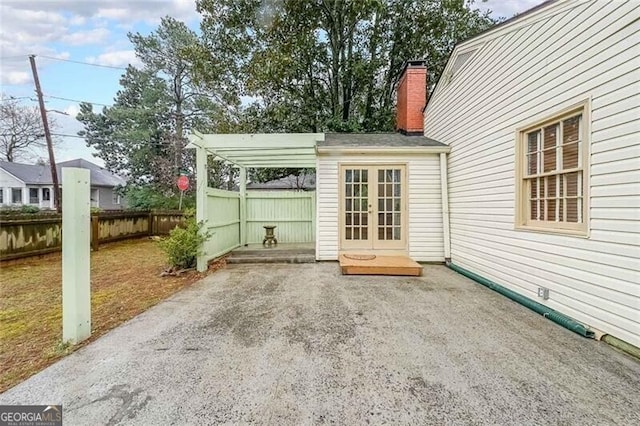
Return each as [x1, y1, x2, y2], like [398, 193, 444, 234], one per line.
[0, 95, 56, 162]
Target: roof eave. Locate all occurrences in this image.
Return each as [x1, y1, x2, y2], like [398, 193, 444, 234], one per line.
[316, 146, 450, 155]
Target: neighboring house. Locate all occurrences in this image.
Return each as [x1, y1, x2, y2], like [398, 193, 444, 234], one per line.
[189, 0, 639, 349]
[0, 158, 126, 210]
[423, 1, 639, 348]
[247, 173, 316, 190]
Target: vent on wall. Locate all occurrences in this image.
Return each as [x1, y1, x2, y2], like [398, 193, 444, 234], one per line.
[443, 48, 478, 86]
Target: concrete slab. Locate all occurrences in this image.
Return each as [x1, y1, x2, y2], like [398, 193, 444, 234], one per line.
[2, 263, 639, 425]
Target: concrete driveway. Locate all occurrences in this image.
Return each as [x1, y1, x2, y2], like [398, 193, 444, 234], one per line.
[2, 263, 639, 425]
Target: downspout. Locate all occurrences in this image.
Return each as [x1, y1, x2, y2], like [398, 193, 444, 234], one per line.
[439, 152, 451, 263]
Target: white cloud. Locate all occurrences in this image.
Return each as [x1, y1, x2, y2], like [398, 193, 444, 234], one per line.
[478, 0, 542, 19]
[86, 50, 141, 68]
[60, 28, 111, 46]
[0, 0, 201, 88]
[63, 103, 80, 117]
[3, 71, 31, 85]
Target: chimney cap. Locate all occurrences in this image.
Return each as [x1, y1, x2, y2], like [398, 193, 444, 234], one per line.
[401, 59, 426, 75]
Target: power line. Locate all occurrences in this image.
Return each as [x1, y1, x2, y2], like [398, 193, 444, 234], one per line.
[44, 94, 112, 107]
[37, 55, 129, 71]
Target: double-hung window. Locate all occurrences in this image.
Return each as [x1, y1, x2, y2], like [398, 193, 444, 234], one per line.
[516, 102, 589, 235]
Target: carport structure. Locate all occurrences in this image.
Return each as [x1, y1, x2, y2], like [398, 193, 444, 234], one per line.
[187, 131, 324, 271]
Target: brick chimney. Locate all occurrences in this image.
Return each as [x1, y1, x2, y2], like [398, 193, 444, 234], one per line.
[396, 60, 427, 135]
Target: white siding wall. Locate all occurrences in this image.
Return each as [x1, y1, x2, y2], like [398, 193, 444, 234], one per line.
[0, 169, 27, 205]
[316, 154, 444, 261]
[424, 1, 640, 347]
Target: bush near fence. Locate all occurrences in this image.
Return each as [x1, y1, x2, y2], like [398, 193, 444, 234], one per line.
[0, 210, 185, 261]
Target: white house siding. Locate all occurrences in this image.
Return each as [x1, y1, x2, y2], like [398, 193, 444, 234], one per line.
[0, 169, 26, 205]
[316, 153, 444, 262]
[424, 1, 640, 346]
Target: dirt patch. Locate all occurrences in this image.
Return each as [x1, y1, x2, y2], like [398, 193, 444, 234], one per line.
[0, 238, 220, 392]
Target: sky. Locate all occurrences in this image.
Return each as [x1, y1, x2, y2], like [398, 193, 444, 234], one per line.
[0, 0, 540, 166]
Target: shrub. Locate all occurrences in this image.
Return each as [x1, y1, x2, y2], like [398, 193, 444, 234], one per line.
[159, 210, 210, 269]
[19, 205, 40, 213]
[125, 185, 195, 211]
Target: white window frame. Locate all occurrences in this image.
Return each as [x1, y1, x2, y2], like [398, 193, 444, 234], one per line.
[515, 100, 590, 237]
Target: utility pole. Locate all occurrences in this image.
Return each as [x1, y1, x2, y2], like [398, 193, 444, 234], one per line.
[29, 54, 60, 212]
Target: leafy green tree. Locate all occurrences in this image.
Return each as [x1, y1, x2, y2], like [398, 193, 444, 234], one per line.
[77, 17, 237, 192]
[195, 0, 497, 133]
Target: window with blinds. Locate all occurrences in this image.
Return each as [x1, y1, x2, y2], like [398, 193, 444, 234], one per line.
[517, 104, 588, 235]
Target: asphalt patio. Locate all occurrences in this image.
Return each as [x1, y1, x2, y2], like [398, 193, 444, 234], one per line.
[1, 263, 639, 425]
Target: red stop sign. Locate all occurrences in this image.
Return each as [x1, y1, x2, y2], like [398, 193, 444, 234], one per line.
[177, 175, 189, 191]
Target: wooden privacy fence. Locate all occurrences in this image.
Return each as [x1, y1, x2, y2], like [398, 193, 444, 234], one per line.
[0, 210, 184, 261]
[202, 189, 316, 263]
[246, 191, 315, 243]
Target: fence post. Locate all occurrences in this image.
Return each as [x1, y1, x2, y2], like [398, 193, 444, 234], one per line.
[62, 167, 91, 344]
[149, 211, 154, 236]
[91, 215, 99, 251]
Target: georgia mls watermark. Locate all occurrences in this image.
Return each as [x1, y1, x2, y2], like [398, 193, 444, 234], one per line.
[0, 405, 62, 426]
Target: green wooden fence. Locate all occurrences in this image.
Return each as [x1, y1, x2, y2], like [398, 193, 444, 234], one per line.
[204, 189, 316, 260]
[246, 191, 315, 243]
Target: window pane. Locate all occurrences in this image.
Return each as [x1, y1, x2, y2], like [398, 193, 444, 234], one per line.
[547, 199, 557, 222]
[362, 170, 368, 182]
[386, 227, 393, 240]
[563, 142, 579, 169]
[393, 227, 401, 240]
[346, 185, 352, 197]
[563, 115, 580, 144]
[346, 227, 352, 240]
[42, 188, 50, 201]
[527, 153, 538, 175]
[361, 227, 368, 240]
[354, 214, 360, 226]
[530, 198, 537, 220]
[544, 124, 558, 150]
[354, 170, 360, 183]
[393, 169, 400, 182]
[378, 169, 384, 181]
[29, 188, 39, 204]
[543, 148, 556, 172]
[566, 172, 579, 197]
[530, 179, 538, 199]
[567, 198, 578, 222]
[548, 176, 556, 198]
[346, 170, 352, 183]
[527, 131, 539, 153]
[361, 213, 368, 226]
[12, 189, 22, 204]
[346, 213, 352, 225]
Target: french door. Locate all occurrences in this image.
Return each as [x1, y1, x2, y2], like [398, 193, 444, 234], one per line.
[340, 164, 407, 251]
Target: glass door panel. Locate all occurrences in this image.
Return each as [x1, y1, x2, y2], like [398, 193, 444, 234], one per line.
[374, 167, 403, 247]
[343, 168, 371, 248]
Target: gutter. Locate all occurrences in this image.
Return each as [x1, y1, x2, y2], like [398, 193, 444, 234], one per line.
[447, 262, 595, 339]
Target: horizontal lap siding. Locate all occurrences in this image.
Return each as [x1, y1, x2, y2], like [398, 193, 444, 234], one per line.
[424, 1, 640, 347]
[316, 154, 444, 261]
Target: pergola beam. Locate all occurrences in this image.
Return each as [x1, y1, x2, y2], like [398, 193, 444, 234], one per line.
[188, 132, 321, 169]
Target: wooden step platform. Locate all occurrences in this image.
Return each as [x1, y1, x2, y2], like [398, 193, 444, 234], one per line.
[339, 254, 422, 276]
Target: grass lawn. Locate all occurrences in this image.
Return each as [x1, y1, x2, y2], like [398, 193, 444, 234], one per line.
[0, 238, 214, 393]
